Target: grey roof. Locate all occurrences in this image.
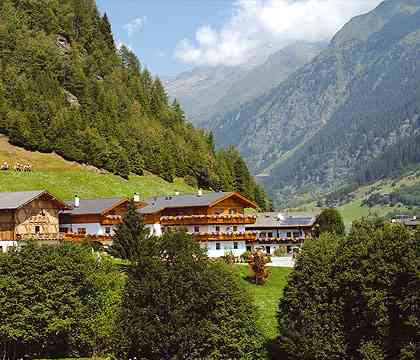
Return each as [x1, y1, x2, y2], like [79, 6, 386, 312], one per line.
[0, 190, 48, 210]
[247, 212, 317, 229]
[62, 197, 126, 215]
[139, 192, 235, 214]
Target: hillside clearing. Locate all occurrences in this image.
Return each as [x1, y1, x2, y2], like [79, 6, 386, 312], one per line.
[0, 135, 194, 200]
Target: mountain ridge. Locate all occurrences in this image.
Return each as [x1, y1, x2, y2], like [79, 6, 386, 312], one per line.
[203, 0, 420, 205]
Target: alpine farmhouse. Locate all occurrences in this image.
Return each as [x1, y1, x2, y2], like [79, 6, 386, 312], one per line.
[0, 190, 68, 252]
[0, 190, 318, 257]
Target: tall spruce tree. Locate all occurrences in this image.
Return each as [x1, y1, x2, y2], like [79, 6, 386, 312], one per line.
[110, 200, 150, 261]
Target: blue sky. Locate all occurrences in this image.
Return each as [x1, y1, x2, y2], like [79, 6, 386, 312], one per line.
[96, 0, 234, 75]
[96, 0, 382, 77]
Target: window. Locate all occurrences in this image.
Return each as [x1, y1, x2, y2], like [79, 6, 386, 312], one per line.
[0, 246, 3, 253]
[60, 227, 69, 233]
[229, 208, 236, 215]
[293, 231, 301, 239]
[268, 232, 273, 238]
[234, 242, 238, 250]
[105, 227, 111, 235]
[216, 243, 221, 250]
[246, 246, 252, 252]
[260, 232, 266, 238]
[194, 226, 200, 233]
[233, 225, 238, 232]
[215, 226, 220, 233]
[266, 246, 271, 254]
[287, 232, 292, 238]
[77, 228, 87, 235]
[35, 225, 40, 234]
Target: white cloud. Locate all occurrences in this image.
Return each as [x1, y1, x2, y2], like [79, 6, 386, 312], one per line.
[123, 16, 147, 37]
[175, 0, 383, 66]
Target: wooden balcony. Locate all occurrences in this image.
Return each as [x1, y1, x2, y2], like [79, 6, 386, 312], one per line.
[101, 215, 122, 225]
[253, 237, 306, 244]
[195, 231, 257, 242]
[17, 233, 64, 241]
[62, 233, 113, 246]
[160, 214, 256, 226]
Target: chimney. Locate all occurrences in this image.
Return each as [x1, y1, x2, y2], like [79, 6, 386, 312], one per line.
[197, 189, 203, 197]
[74, 195, 80, 208]
[133, 192, 140, 203]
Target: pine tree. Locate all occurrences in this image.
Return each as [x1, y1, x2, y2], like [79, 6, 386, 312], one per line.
[110, 200, 151, 261]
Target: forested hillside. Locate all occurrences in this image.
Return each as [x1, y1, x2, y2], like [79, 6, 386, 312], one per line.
[0, 0, 269, 208]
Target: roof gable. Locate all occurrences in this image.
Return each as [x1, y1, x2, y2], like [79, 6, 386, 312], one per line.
[62, 197, 129, 215]
[139, 192, 258, 215]
[0, 190, 67, 210]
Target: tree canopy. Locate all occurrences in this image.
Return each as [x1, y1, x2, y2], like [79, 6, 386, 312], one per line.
[278, 220, 420, 359]
[113, 231, 266, 359]
[0, 242, 124, 359]
[314, 208, 345, 237]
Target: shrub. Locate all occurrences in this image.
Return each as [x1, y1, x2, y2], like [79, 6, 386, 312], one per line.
[240, 250, 252, 262]
[248, 250, 269, 285]
[274, 246, 287, 257]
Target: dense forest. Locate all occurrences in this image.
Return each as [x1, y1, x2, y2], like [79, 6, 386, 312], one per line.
[0, 0, 270, 209]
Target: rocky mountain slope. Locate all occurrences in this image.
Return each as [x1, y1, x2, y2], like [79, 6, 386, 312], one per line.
[205, 0, 420, 204]
[165, 42, 324, 125]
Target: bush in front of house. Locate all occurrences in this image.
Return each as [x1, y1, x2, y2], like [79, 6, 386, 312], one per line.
[240, 250, 252, 262]
[112, 232, 266, 359]
[0, 242, 123, 359]
[273, 246, 287, 257]
[278, 220, 420, 359]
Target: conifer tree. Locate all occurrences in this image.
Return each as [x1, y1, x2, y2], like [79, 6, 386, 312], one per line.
[110, 200, 150, 261]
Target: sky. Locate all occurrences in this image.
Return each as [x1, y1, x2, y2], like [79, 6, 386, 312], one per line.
[96, 0, 383, 77]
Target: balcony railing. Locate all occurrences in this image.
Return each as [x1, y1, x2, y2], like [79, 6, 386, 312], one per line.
[101, 215, 122, 225]
[254, 237, 306, 244]
[195, 231, 257, 242]
[16, 233, 64, 241]
[62, 233, 113, 245]
[160, 214, 256, 226]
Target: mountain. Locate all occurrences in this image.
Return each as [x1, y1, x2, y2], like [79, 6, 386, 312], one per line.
[206, 0, 420, 204]
[165, 42, 325, 125]
[164, 66, 246, 125]
[0, 0, 269, 209]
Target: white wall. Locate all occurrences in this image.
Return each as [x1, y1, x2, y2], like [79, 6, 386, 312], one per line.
[0, 240, 18, 253]
[205, 241, 246, 258]
[60, 223, 116, 236]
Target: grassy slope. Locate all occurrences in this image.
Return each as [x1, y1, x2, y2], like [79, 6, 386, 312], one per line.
[337, 174, 420, 227]
[295, 172, 420, 228]
[0, 135, 194, 200]
[233, 265, 291, 340]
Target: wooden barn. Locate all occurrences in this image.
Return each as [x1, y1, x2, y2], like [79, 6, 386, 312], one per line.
[0, 190, 67, 251]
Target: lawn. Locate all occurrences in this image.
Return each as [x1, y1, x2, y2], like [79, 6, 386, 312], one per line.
[232, 265, 292, 340]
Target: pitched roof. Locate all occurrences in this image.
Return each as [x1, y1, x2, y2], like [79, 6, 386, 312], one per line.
[0, 190, 66, 210]
[247, 212, 318, 229]
[62, 197, 127, 215]
[139, 192, 257, 214]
